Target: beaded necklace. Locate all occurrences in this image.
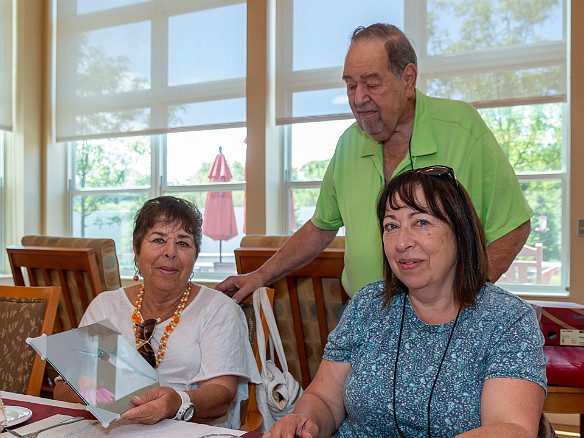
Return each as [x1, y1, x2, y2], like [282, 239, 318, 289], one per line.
[131, 282, 192, 368]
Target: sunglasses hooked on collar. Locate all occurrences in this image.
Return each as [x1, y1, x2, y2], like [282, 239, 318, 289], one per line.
[135, 318, 157, 368]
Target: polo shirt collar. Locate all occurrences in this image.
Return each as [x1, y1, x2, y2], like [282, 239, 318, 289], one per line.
[357, 126, 384, 178]
[410, 89, 438, 160]
[358, 90, 438, 161]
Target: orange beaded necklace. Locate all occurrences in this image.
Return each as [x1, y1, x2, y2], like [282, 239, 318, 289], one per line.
[131, 282, 192, 368]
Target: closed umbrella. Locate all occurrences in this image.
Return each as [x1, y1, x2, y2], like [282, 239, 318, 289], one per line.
[202, 147, 238, 262]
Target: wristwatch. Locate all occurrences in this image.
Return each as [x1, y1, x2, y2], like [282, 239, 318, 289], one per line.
[174, 390, 195, 421]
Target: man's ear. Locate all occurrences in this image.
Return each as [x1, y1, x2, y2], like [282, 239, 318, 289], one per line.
[402, 63, 417, 96]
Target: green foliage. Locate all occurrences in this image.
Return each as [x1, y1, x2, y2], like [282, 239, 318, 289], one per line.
[74, 137, 149, 235]
[73, 35, 151, 236]
[428, 0, 560, 54]
[194, 162, 212, 184]
[192, 160, 244, 185]
[478, 104, 563, 262]
[479, 104, 562, 172]
[230, 161, 245, 182]
[521, 181, 562, 262]
[299, 160, 329, 181]
[290, 188, 320, 221]
[426, 0, 565, 271]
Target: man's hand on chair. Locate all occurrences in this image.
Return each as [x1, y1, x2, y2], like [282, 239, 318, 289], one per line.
[216, 272, 264, 304]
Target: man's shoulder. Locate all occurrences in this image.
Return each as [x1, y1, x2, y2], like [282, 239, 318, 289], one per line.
[338, 121, 367, 142]
[420, 91, 478, 115]
[416, 91, 490, 136]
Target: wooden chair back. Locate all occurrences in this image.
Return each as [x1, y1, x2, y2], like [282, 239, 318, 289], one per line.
[235, 241, 347, 389]
[7, 245, 103, 332]
[239, 287, 275, 431]
[0, 285, 61, 396]
[20, 235, 122, 292]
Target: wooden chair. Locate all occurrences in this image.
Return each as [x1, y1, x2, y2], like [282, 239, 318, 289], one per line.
[7, 245, 103, 332]
[7, 245, 110, 397]
[235, 236, 347, 389]
[544, 385, 584, 436]
[239, 287, 275, 431]
[501, 243, 561, 285]
[20, 235, 122, 292]
[0, 285, 61, 396]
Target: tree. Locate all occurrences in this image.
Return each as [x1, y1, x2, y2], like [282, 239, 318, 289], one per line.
[291, 160, 329, 211]
[73, 37, 150, 236]
[427, 0, 564, 266]
[75, 137, 149, 235]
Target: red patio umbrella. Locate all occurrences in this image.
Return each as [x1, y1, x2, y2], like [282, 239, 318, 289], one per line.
[202, 147, 238, 262]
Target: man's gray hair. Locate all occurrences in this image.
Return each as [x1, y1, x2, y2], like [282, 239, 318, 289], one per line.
[350, 23, 417, 76]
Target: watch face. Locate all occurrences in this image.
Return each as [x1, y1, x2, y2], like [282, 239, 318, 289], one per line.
[183, 404, 195, 421]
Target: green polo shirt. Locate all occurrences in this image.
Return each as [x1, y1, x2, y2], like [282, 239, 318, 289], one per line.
[312, 90, 533, 296]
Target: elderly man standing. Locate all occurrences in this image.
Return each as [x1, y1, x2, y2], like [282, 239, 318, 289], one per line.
[218, 23, 532, 303]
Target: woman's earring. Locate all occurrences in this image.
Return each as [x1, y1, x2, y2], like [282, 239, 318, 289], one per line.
[133, 266, 140, 282]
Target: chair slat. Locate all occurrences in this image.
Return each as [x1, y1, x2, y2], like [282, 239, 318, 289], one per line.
[7, 246, 103, 331]
[235, 245, 347, 389]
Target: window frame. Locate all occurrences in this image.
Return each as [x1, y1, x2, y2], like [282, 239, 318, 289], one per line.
[67, 131, 248, 281]
[280, 0, 569, 296]
[55, 0, 247, 142]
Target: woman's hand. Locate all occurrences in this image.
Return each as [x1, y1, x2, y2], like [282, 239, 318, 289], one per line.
[120, 376, 237, 425]
[120, 386, 180, 424]
[263, 360, 350, 438]
[263, 414, 319, 438]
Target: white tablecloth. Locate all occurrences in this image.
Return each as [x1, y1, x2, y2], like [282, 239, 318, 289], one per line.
[1, 391, 246, 437]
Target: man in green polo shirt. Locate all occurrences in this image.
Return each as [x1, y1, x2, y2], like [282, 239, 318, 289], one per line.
[217, 23, 532, 303]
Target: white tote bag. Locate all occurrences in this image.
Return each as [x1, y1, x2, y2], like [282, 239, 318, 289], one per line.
[253, 287, 303, 432]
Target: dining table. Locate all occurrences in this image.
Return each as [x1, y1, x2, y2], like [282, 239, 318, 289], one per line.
[0, 391, 262, 438]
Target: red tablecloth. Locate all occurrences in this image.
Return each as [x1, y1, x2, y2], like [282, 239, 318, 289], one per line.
[3, 397, 95, 426]
[3, 398, 262, 437]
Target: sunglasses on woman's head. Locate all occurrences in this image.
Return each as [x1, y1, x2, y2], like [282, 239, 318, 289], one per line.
[412, 165, 467, 199]
[135, 318, 157, 368]
[414, 165, 459, 188]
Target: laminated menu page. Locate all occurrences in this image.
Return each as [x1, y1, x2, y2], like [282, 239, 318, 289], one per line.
[27, 320, 159, 427]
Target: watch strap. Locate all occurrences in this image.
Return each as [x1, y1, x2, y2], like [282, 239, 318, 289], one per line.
[174, 390, 194, 421]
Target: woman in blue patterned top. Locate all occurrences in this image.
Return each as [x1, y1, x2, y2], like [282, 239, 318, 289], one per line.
[264, 166, 547, 438]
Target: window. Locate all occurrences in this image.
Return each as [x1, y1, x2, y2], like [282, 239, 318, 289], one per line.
[58, 0, 247, 278]
[0, 0, 11, 132]
[280, 0, 568, 294]
[0, 0, 11, 272]
[0, 132, 5, 272]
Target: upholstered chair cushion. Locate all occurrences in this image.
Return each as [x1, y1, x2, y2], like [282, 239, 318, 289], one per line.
[239, 235, 345, 384]
[0, 297, 46, 393]
[21, 235, 122, 292]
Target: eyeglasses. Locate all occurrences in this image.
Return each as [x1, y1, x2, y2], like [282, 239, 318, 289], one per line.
[135, 318, 157, 368]
[413, 165, 468, 202]
[414, 165, 459, 188]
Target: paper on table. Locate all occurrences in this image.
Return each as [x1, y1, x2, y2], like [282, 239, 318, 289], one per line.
[26, 321, 159, 428]
[0, 414, 97, 438]
[50, 418, 246, 437]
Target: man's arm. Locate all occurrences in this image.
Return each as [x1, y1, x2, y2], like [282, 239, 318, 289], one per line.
[487, 220, 531, 282]
[216, 220, 338, 303]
